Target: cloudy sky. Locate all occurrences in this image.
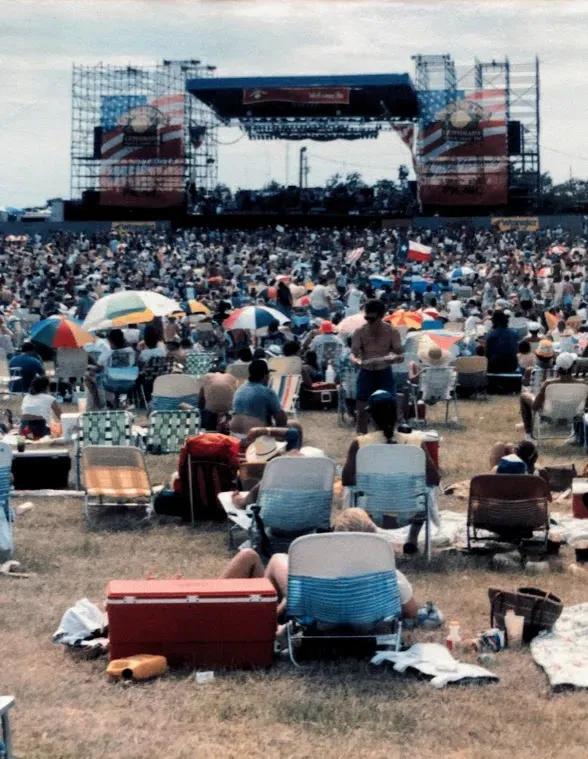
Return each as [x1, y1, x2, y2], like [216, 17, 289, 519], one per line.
[1, 0, 587, 207]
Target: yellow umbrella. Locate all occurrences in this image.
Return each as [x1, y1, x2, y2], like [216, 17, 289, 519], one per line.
[384, 310, 424, 329]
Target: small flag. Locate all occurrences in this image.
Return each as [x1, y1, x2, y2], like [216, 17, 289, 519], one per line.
[346, 246, 364, 264]
[407, 241, 432, 263]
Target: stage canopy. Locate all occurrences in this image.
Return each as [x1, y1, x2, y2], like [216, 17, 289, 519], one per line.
[187, 74, 419, 141]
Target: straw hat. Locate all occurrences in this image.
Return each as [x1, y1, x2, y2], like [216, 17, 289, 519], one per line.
[245, 435, 287, 464]
[419, 345, 452, 367]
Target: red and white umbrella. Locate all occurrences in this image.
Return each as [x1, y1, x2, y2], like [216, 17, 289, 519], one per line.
[537, 267, 552, 278]
[419, 307, 441, 320]
[549, 245, 567, 256]
[223, 305, 289, 331]
[337, 313, 366, 335]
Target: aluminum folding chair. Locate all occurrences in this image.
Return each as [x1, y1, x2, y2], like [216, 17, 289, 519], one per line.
[534, 383, 588, 447]
[147, 409, 201, 454]
[151, 374, 201, 412]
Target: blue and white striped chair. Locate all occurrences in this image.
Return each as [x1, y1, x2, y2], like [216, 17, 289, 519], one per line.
[0, 442, 13, 561]
[250, 456, 335, 557]
[151, 374, 201, 412]
[285, 533, 403, 666]
[354, 444, 432, 560]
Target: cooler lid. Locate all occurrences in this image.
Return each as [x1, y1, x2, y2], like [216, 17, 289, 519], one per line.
[106, 578, 277, 601]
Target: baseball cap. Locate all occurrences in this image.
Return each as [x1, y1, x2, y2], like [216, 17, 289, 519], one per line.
[365, 390, 396, 411]
[319, 320, 336, 334]
[555, 352, 577, 371]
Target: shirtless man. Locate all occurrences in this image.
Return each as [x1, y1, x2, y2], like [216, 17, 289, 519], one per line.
[351, 299, 403, 433]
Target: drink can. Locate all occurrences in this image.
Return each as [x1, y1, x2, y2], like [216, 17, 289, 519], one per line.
[478, 628, 506, 652]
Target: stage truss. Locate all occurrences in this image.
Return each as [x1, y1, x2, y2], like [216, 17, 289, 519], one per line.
[70, 61, 218, 205]
[413, 54, 540, 210]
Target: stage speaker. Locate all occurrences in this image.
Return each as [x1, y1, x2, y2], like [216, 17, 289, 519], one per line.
[508, 121, 522, 155]
[93, 127, 103, 159]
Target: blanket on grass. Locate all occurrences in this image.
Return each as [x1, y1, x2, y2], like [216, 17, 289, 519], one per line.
[531, 604, 588, 690]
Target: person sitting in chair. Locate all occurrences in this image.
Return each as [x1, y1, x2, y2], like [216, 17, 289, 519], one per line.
[20, 376, 62, 440]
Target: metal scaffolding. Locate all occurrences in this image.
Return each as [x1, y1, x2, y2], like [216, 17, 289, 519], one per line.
[70, 60, 218, 208]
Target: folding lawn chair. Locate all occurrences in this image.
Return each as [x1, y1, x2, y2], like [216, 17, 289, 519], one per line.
[249, 456, 335, 556]
[413, 366, 459, 426]
[529, 367, 556, 394]
[74, 410, 134, 489]
[285, 533, 403, 667]
[81, 445, 154, 519]
[185, 352, 214, 377]
[0, 443, 13, 561]
[454, 356, 488, 399]
[354, 444, 432, 559]
[146, 409, 201, 454]
[533, 383, 588, 447]
[151, 374, 201, 411]
[138, 356, 169, 407]
[270, 374, 301, 418]
[467, 474, 551, 553]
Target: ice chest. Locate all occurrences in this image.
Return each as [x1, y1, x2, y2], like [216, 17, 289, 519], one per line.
[106, 578, 277, 669]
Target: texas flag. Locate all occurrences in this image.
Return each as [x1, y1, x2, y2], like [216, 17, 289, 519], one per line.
[407, 241, 433, 263]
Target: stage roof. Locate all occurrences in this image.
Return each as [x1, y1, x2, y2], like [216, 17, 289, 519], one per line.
[186, 74, 419, 121]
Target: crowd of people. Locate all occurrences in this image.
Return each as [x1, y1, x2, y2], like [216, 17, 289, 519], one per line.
[2, 220, 588, 627]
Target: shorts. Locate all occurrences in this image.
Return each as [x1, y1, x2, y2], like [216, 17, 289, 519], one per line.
[356, 367, 397, 403]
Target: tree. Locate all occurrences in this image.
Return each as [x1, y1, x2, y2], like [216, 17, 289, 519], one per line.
[344, 172, 366, 192]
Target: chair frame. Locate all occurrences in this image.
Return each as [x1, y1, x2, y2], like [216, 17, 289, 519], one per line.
[533, 382, 588, 447]
[454, 356, 488, 400]
[74, 410, 134, 489]
[411, 366, 459, 427]
[146, 409, 201, 455]
[270, 374, 302, 419]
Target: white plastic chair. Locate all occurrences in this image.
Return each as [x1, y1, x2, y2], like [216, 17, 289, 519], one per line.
[354, 444, 432, 559]
[414, 366, 459, 426]
[285, 533, 403, 666]
[534, 383, 588, 446]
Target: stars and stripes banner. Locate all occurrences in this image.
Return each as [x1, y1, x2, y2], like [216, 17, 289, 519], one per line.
[416, 88, 508, 206]
[346, 246, 364, 265]
[99, 93, 186, 208]
[391, 124, 416, 169]
[407, 241, 433, 263]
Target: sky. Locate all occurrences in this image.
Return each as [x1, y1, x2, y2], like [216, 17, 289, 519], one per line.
[1, 0, 587, 207]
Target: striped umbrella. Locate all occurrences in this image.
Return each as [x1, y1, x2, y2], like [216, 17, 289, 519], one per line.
[419, 307, 441, 320]
[337, 313, 367, 335]
[180, 300, 211, 316]
[223, 306, 289, 331]
[30, 315, 94, 348]
[259, 286, 277, 300]
[82, 290, 180, 331]
[385, 310, 424, 329]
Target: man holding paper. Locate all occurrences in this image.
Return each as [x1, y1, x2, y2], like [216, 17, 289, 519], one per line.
[351, 299, 404, 433]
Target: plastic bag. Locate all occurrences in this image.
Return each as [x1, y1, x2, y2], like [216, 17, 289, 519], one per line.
[52, 598, 107, 646]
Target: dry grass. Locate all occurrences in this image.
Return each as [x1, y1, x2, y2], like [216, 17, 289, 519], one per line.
[4, 396, 588, 759]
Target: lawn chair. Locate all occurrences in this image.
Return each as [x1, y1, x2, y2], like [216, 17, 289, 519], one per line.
[270, 374, 301, 418]
[0, 350, 22, 394]
[185, 352, 214, 377]
[0, 443, 13, 562]
[0, 696, 15, 759]
[454, 356, 488, 399]
[249, 456, 335, 556]
[74, 410, 134, 489]
[354, 444, 431, 559]
[533, 383, 588, 447]
[55, 348, 88, 392]
[151, 374, 201, 412]
[467, 474, 551, 552]
[183, 434, 240, 525]
[529, 367, 556, 394]
[285, 533, 403, 667]
[413, 366, 459, 426]
[146, 409, 201, 454]
[138, 356, 169, 407]
[102, 365, 140, 408]
[81, 445, 154, 519]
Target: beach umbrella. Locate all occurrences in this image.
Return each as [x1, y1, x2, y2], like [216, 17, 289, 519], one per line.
[385, 310, 424, 329]
[549, 245, 566, 256]
[369, 275, 394, 288]
[259, 286, 277, 300]
[337, 313, 367, 335]
[223, 306, 289, 331]
[419, 307, 441, 320]
[537, 267, 552, 278]
[82, 290, 180, 331]
[30, 315, 94, 348]
[420, 330, 463, 351]
[450, 267, 475, 279]
[180, 299, 211, 316]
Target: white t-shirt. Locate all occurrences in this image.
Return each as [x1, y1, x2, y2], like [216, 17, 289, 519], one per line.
[447, 301, 464, 321]
[123, 328, 141, 345]
[310, 284, 330, 310]
[138, 346, 166, 364]
[345, 289, 364, 316]
[21, 393, 55, 423]
[98, 346, 136, 368]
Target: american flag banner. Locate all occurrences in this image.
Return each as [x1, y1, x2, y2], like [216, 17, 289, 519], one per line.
[346, 246, 364, 265]
[417, 88, 508, 206]
[99, 93, 185, 207]
[391, 124, 416, 168]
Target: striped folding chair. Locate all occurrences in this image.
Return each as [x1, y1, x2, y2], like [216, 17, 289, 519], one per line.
[185, 353, 214, 377]
[81, 445, 154, 519]
[0, 442, 13, 562]
[74, 410, 134, 489]
[249, 456, 335, 557]
[285, 533, 403, 666]
[354, 444, 432, 559]
[147, 409, 201, 455]
[270, 374, 302, 418]
[151, 374, 201, 412]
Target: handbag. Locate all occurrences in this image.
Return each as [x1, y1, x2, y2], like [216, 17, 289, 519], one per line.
[489, 587, 563, 642]
[543, 464, 576, 492]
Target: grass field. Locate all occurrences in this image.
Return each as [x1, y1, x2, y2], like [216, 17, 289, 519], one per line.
[4, 395, 588, 759]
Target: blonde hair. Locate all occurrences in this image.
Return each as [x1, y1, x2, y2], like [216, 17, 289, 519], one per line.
[332, 508, 377, 534]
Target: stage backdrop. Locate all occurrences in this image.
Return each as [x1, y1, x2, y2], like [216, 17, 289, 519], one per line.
[99, 94, 185, 207]
[417, 88, 508, 206]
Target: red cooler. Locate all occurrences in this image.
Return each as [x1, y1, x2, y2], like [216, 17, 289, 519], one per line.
[107, 578, 277, 669]
[422, 431, 440, 470]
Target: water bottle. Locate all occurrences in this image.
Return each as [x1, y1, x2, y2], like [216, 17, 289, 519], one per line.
[325, 361, 335, 384]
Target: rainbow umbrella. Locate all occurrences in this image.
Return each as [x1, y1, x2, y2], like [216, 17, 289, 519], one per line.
[30, 315, 94, 348]
[223, 306, 289, 331]
[385, 310, 424, 329]
[82, 290, 180, 331]
[259, 286, 277, 300]
[180, 300, 211, 316]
